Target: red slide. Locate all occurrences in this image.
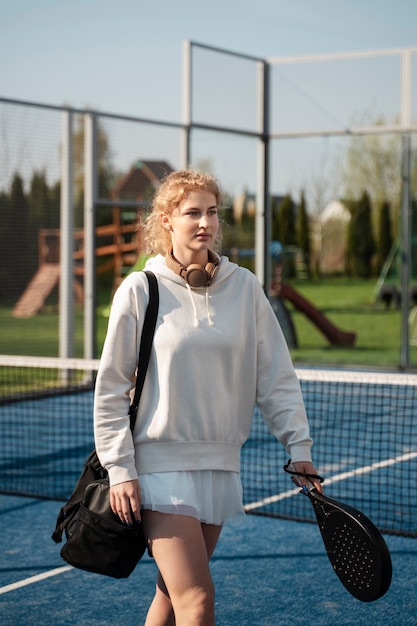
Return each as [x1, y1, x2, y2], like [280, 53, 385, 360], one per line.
[281, 283, 356, 347]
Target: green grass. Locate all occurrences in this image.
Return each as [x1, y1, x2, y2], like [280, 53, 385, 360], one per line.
[0, 279, 416, 370]
[0, 305, 110, 358]
[288, 278, 417, 369]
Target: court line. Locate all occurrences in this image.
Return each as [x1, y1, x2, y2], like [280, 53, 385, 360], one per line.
[244, 451, 417, 512]
[0, 565, 72, 595]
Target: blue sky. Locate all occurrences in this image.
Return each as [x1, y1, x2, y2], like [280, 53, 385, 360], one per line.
[1, 1, 416, 202]
[1, 0, 416, 120]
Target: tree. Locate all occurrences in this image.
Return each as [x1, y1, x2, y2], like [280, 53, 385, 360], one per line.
[377, 201, 393, 273]
[8, 173, 35, 298]
[275, 194, 297, 278]
[29, 170, 60, 229]
[271, 195, 281, 243]
[297, 190, 311, 275]
[0, 190, 12, 302]
[0, 172, 59, 304]
[347, 191, 375, 277]
[342, 116, 402, 214]
[239, 190, 255, 230]
[341, 115, 417, 246]
[277, 194, 296, 246]
[412, 200, 417, 281]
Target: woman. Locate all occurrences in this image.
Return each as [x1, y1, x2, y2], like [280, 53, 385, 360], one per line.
[94, 169, 322, 625]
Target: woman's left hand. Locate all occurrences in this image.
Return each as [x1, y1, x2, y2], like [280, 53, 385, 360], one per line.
[291, 461, 324, 493]
[110, 479, 142, 525]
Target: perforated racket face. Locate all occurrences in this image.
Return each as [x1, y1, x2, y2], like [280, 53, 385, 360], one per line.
[307, 491, 392, 602]
[319, 512, 387, 601]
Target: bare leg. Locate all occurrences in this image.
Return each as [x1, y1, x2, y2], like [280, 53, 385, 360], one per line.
[144, 572, 175, 626]
[142, 511, 222, 626]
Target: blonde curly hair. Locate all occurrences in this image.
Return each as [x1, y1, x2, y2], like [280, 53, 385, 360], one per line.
[143, 169, 223, 256]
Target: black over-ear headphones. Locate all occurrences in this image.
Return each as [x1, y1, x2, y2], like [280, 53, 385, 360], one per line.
[165, 249, 219, 287]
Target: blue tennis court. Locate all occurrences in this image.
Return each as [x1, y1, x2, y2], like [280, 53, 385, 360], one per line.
[1, 360, 417, 623]
[1, 494, 417, 625]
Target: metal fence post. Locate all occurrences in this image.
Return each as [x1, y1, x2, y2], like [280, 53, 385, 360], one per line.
[59, 109, 74, 359]
[182, 40, 192, 168]
[400, 49, 412, 369]
[255, 59, 270, 292]
[84, 112, 97, 359]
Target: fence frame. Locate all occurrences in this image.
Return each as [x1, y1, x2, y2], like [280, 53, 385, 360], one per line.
[1, 43, 416, 365]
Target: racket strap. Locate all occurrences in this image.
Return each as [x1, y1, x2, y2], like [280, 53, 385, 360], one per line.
[283, 459, 325, 483]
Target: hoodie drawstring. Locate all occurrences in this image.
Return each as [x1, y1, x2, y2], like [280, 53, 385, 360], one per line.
[186, 284, 214, 327]
[205, 288, 214, 326]
[186, 283, 199, 327]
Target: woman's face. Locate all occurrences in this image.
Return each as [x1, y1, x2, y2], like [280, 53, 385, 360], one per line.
[162, 189, 219, 264]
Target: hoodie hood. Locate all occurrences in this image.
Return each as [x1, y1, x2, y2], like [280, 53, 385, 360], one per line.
[144, 253, 240, 327]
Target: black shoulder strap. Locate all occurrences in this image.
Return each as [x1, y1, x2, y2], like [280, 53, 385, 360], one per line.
[129, 270, 159, 430]
[52, 271, 159, 544]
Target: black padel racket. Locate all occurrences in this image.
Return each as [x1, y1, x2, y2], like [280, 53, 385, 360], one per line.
[302, 486, 392, 602]
[284, 462, 392, 602]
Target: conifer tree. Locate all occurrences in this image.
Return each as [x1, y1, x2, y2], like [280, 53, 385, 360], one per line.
[277, 194, 297, 277]
[9, 173, 34, 297]
[377, 201, 393, 273]
[278, 194, 296, 246]
[0, 191, 12, 302]
[297, 190, 311, 275]
[347, 191, 375, 277]
[271, 195, 281, 243]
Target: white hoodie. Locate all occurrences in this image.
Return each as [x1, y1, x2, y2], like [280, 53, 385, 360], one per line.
[94, 254, 313, 486]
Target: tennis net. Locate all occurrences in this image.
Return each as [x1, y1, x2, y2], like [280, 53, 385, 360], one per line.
[0, 355, 99, 500]
[1, 356, 417, 537]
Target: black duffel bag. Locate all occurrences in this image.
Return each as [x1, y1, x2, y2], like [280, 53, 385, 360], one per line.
[60, 471, 146, 578]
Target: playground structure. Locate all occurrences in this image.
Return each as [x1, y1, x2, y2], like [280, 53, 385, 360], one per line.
[280, 283, 356, 347]
[12, 211, 140, 318]
[268, 253, 356, 348]
[13, 159, 172, 319]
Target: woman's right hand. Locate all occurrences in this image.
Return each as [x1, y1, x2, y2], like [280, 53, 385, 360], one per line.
[110, 479, 141, 525]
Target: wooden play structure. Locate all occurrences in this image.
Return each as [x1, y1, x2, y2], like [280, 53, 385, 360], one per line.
[13, 159, 173, 318]
[13, 210, 141, 318]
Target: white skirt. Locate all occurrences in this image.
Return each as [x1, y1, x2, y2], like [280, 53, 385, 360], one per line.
[139, 470, 245, 526]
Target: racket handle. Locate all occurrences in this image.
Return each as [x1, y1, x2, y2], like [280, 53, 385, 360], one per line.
[290, 475, 315, 492]
[284, 459, 325, 485]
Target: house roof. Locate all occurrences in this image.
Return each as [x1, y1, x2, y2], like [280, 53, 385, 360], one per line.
[111, 160, 174, 201]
